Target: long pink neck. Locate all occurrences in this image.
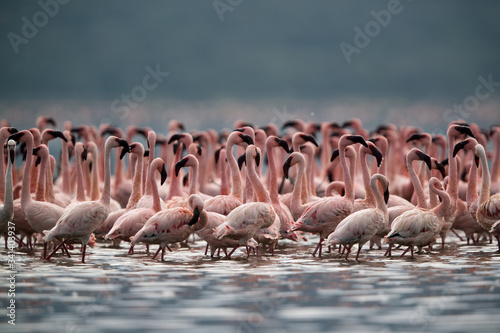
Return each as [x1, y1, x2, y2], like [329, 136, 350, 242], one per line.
[127, 152, 143, 209]
[408, 154, 428, 209]
[219, 149, 229, 196]
[247, 153, 271, 204]
[90, 150, 100, 201]
[371, 175, 387, 213]
[100, 142, 112, 207]
[227, 138, 243, 201]
[75, 149, 86, 202]
[0, 131, 8, 202]
[61, 139, 71, 195]
[320, 125, 331, 179]
[150, 163, 162, 212]
[360, 148, 375, 206]
[167, 143, 184, 199]
[189, 158, 199, 195]
[45, 155, 57, 203]
[35, 153, 47, 202]
[266, 142, 280, 205]
[339, 143, 354, 202]
[144, 135, 155, 195]
[291, 155, 308, 210]
[431, 185, 450, 219]
[113, 149, 124, 193]
[446, 131, 459, 205]
[21, 137, 34, 207]
[466, 157, 478, 207]
[478, 147, 490, 206]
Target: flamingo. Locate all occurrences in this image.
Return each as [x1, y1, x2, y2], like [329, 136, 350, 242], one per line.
[327, 173, 389, 260]
[0, 140, 15, 237]
[214, 145, 277, 258]
[471, 144, 500, 250]
[352, 141, 383, 212]
[105, 157, 167, 252]
[204, 131, 254, 215]
[130, 194, 204, 261]
[8, 130, 66, 258]
[43, 136, 129, 263]
[291, 135, 368, 257]
[0, 127, 17, 204]
[384, 178, 450, 258]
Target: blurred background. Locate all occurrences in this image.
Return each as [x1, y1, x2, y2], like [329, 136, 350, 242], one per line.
[0, 0, 499, 134]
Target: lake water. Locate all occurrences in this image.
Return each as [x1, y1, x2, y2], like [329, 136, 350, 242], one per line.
[1, 235, 500, 333]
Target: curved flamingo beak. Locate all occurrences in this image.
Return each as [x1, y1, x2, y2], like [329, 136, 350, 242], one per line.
[51, 130, 68, 142]
[188, 207, 201, 226]
[300, 134, 319, 147]
[369, 146, 383, 167]
[160, 164, 168, 185]
[434, 161, 446, 178]
[168, 133, 184, 144]
[175, 157, 189, 177]
[281, 120, 300, 130]
[45, 117, 56, 126]
[330, 149, 340, 162]
[214, 147, 222, 164]
[240, 133, 254, 146]
[453, 140, 469, 157]
[8, 127, 18, 134]
[237, 153, 246, 170]
[8, 132, 24, 142]
[455, 125, 475, 138]
[277, 138, 290, 153]
[384, 188, 390, 205]
[406, 133, 424, 143]
[416, 151, 432, 170]
[255, 151, 261, 168]
[81, 147, 88, 161]
[347, 135, 368, 147]
[283, 157, 292, 179]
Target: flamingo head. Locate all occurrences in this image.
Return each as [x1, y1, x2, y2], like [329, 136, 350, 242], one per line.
[453, 138, 478, 157]
[48, 130, 68, 142]
[299, 133, 318, 147]
[7, 139, 15, 164]
[431, 158, 446, 178]
[345, 135, 368, 147]
[274, 137, 290, 153]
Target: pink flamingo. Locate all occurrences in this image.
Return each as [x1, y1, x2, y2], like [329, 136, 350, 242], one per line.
[0, 140, 15, 237]
[130, 194, 204, 261]
[352, 141, 383, 212]
[384, 178, 450, 258]
[292, 135, 368, 257]
[327, 173, 389, 260]
[214, 145, 277, 258]
[105, 157, 167, 252]
[44, 136, 129, 263]
[8, 131, 65, 258]
[204, 131, 254, 215]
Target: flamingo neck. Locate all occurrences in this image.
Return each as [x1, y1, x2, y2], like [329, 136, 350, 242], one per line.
[45, 156, 57, 203]
[144, 137, 155, 196]
[219, 150, 229, 196]
[189, 160, 199, 195]
[360, 148, 375, 205]
[227, 139, 243, 201]
[35, 154, 47, 202]
[266, 142, 279, 204]
[478, 148, 491, 206]
[150, 166, 162, 212]
[431, 186, 450, 219]
[127, 152, 143, 209]
[61, 140, 71, 195]
[447, 133, 459, 203]
[340, 145, 354, 202]
[100, 142, 112, 207]
[21, 139, 34, 207]
[466, 157, 479, 207]
[4, 150, 13, 212]
[75, 150, 86, 202]
[113, 149, 124, 192]
[371, 176, 387, 213]
[291, 156, 306, 209]
[167, 143, 184, 199]
[408, 155, 428, 209]
[247, 154, 271, 204]
[90, 150, 100, 201]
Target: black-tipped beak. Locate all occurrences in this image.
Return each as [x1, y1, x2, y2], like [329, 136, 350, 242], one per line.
[144, 150, 149, 157]
[116, 138, 129, 150]
[119, 147, 128, 160]
[256, 151, 261, 168]
[456, 125, 475, 139]
[71, 133, 76, 146]
[417, 151, 432, 170]
[281, 120, 299, 130]
[370, 146, 383, 167]
[101, 127, 120, 137]
[35, 156, 42, 167]
[474, 155, 480, 168]
[52, 130, 68, 142]
[72, 126, 84, 134]
[453, 140, 468, 157]
[82, 147, 88, 161]
[283, 157, 292, 179]
[300, 134, 319, 147]
[8, 132, 24, 142]
[384, 188, 390, 204]
[237, 153, 246, 170]
[188, 207, 201, 226]
[214, 147, 222, 164]
[240, 134, 254, 146]
[8, 127, 18, 134]
[330, 149, 340, 162]
[175, 158, 188, 177]
[406, 133, 424, 143]
[435, 161, 446, 178]
[348, 135, 368, 147]
[160, 164, 168, 185]
[277, 138, 290, 153]
[168, 133, 184, 144]
[368, 137, 379, 144]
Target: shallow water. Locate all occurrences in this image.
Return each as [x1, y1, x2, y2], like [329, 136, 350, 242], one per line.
[1, 235, 500, 333]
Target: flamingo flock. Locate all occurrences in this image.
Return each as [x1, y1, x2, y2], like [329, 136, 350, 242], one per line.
[1, 116, 500, 262]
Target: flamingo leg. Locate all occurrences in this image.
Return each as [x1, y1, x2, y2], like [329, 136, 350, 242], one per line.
[400, 246, 412, 258]
[146, 244, 149, 253]
[355, 244, 362, 261]
[224, 245, 239, 259]
[161, 247, 165, 261]
[384, 244, 393, 257]
[204, 243, 209, 256]
[312, 238, 323, 257]
[450, 228, 464, 241]
[13, 235, 29, 249]
[43, 243, 47, 259]
[62, 244, 71, 258]
[81, 244, 87, 263]
[166, 245, 173, 252]
[152, 247, 161, 260]
[46, 239, 67, 260]
[344, 245, 352, 260]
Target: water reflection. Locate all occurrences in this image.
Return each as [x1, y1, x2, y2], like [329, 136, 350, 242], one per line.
[1, 235, 500, 333]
